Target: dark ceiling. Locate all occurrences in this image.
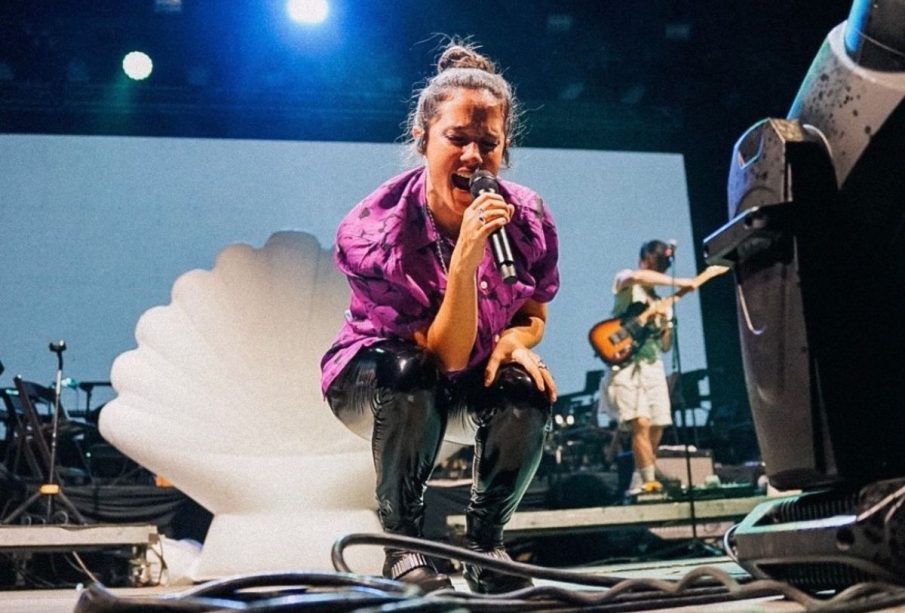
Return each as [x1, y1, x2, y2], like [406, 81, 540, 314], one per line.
[1, 0, 853, 150]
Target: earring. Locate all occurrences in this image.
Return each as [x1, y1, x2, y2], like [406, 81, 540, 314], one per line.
[416, 136, 426, 152]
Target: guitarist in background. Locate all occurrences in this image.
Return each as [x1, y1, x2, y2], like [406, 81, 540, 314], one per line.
[602, 239, 696, 496]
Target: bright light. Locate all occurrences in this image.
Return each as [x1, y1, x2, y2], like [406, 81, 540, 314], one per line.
[287, 0, 328, 24]
[122, 51, 153, 80]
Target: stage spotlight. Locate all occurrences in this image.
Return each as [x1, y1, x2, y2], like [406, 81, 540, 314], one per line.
[154, 0, 182, 13]
[287, 0, 329, 25]
[122, 51, 153, 81]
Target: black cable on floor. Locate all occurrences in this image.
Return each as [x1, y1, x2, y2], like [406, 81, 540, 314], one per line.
[74, 571, 441, 612]
[332, 532, 905, 612]
[70, 532, 905, 612]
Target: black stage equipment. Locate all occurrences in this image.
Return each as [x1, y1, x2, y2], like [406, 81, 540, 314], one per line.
[704, 0, 905, 591]
[2, 341, 87, 524]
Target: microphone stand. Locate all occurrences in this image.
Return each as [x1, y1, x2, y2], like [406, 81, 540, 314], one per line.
[2, 341, 86, 525]
[47, 342, 66, 521]
[667, 255, 705, 554]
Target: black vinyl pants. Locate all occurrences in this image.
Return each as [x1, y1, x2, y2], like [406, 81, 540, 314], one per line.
[325, 340, 551, 548]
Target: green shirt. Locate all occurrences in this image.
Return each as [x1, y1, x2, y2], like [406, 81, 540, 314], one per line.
[610, 269, 666, 364]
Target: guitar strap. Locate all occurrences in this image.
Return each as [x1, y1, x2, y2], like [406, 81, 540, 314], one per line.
[616, 284, 663, 324]
[617, 284, 668, 363]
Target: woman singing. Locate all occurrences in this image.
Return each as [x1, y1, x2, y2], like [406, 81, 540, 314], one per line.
[321, 39, 559, 594]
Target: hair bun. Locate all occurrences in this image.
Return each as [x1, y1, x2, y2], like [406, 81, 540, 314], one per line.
[436, 44, 496, 74]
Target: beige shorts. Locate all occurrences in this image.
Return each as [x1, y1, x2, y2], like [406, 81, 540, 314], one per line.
[602, 360, 673, 428]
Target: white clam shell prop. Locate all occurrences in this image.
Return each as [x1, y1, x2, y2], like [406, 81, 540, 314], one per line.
[100, 231, 383, 580]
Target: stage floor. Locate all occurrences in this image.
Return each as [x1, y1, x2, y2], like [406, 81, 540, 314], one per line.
[0, 557, 843, 613]
[3, 502, 904, 611]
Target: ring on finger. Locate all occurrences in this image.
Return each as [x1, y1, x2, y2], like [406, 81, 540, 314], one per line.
[537, 360, 547, 370]
[478, 214, 486, 224]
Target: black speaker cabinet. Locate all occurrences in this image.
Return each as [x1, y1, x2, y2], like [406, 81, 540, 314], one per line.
[705, 115, 905, 491]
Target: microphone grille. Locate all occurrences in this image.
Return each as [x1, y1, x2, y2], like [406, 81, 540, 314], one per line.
[469, 170, 499, 198]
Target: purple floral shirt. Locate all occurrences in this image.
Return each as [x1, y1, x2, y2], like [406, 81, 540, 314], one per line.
[320, 166, 560, 394]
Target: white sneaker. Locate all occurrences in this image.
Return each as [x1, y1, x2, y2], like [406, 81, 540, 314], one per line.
[626, 472, 643, 496]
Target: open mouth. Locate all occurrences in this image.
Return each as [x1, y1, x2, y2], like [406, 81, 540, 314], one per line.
[451, 173, 471, 190]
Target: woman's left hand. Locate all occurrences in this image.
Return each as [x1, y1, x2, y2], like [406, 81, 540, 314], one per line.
[485, 337, 557, 403]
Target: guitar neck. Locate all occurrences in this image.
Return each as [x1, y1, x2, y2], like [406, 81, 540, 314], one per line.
[651, 265, 730, 315]
[669, 285, 695, 302]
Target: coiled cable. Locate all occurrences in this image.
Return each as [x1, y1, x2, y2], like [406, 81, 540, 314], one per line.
[72, 532, 905, 612]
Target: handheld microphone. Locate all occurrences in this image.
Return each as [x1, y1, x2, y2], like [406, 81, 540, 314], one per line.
[469, 170, 517, 284]
[49, 340, 66, 353]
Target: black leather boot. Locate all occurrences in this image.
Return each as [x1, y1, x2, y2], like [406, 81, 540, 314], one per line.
[462, 546, 533, 593]
[462, 365, 549, 594]
[383, 549, 453, 593]
[365, 345, 452, 593]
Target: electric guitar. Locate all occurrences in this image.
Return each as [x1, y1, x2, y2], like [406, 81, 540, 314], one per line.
[588, 265, 730, 367]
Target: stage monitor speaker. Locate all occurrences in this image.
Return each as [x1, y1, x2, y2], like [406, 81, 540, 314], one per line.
[657, 450, 714, 488]
[706, 112, 905, 491]
[709, 2, 905, 594]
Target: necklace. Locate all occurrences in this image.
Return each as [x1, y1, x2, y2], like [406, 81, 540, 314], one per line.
[424, 204, 450, 276]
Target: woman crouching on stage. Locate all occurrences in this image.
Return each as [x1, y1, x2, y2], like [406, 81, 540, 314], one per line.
[320, 39, 560, 594]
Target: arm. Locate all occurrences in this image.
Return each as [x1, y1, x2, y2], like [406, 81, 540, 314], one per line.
[659, 324, 674, 353]
[616, 269, 696, 291]
[414, 193, 513, 371]
[484, 299, 557, 402]
[415, 260, 479, 372]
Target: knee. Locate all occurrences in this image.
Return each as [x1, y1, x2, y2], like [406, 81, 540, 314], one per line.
[371, 341, 440, 393]
[631, 418, 651, 436]
[495, 364, 548, 404]
[490, 364, 550, 422]
[328, 342, 442, 438]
